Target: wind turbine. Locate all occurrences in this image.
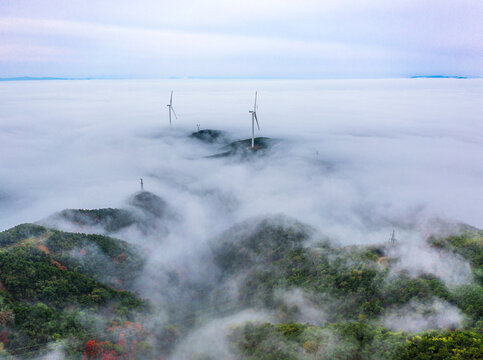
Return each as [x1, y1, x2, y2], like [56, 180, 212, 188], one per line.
[167, 90, 178, 126]
[248, 91, 260, 148]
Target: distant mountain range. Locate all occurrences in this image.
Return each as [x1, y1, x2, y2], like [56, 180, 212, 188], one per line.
[0, 75, 476, 81]
[410, 75, 468, 79]
[0, 76, 93, 81]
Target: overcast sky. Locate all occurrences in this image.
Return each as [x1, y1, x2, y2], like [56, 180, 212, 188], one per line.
[1, 0, 482, 78]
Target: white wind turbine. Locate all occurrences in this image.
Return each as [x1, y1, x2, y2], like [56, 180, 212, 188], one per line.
[248, 91, 260, 148]
[167, 90, 178, 126]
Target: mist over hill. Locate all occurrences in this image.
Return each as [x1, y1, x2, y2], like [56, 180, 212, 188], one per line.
[0, 205, 481, 359]
[0, 79, 482, 359]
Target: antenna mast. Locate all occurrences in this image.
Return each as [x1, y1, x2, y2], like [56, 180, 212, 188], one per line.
[389, 230, 397, 246]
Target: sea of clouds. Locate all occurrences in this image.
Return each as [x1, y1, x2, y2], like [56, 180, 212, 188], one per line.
[1, 78, 482, 357]
[1, 78, 481, 287]
[1, 78, 481, 235]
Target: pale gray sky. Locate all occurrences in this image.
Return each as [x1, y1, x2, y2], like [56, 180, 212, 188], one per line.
[1, 0, 482, 78]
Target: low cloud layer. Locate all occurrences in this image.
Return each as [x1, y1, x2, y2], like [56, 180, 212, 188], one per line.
[388, 232, 473, 287]
[169, 310, 271, 360]
[382, 299, 464, 332]
[276, 288, 327, 326]
[0, 78, 481, 358]
[1, 79, 481, 237]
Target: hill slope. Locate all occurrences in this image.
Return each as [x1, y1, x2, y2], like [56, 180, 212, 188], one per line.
[0, 214, 481, 359]
[0, 224, 148, 358]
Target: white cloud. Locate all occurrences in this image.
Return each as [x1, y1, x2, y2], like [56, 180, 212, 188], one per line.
[382, 299, 464, 332]
[0, 17, 399, 61]
[0, 78, 482, 232]
[0, 41, 74, 62]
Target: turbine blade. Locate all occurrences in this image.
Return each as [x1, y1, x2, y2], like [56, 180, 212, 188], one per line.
[171, 107, 178, 119]
[170, 90, 173, 106]
[254, 112, 260, 130]
[254, 91, 257, 111]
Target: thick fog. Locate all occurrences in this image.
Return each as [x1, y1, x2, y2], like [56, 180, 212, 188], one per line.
[1, 78, 482, 357]
[1, 79, 482, 236]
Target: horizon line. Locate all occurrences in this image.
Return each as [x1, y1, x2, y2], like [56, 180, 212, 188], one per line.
[0, 75, 478, 81]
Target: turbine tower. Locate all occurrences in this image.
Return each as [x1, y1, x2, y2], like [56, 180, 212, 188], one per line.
[140, 178, 144, 191]
[248, 91, 260, 148]
[389, 230, 397, 246]
[167, 90, 178, 126]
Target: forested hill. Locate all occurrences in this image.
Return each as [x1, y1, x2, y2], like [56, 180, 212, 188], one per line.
[0, 223, 148, 358]
[41, 191, 175, 237]
[0, 210, 481, 359]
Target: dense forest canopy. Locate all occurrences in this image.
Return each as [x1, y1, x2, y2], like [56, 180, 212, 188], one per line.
[0, 203, 481, 359]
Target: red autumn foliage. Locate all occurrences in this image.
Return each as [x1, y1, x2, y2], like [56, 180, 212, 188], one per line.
[83, 339, 120, 360]
[83, 320, 146, 359]
[83, 336, 140, 360]
[0, 311, 12, 326]
[0, 330, 9, 345]
[52, 259, 67, 270]
[113, 253, 127, 264]
[36, 244, 50, 255]
[84, 339, 102, 359]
